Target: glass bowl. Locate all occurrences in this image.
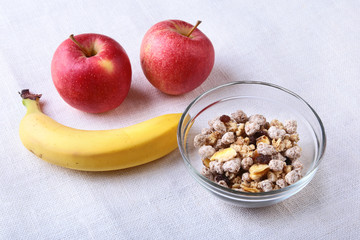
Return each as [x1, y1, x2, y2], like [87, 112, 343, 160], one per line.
[177, 81, 326, 208]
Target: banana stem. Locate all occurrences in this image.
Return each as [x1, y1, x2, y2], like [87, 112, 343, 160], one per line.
[22, 98, 42, 113]
[19, 89, 42, 100]
[19, 89, 42, 113]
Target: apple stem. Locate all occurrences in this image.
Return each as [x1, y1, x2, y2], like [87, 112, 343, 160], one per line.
[186, 20, 202, 37]
[69, 34, 91, 57]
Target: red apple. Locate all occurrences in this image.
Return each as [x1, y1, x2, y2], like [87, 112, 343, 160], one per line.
[140, 20, 215, 95]
[51, 33, 132, 113]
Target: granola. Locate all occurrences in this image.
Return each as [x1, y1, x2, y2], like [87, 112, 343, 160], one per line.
[195, 110, 303, 193]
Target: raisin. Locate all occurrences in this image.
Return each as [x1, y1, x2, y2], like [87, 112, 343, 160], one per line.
[219, 115, 231, 123]
[285, 157, 292, 165]
[249, 135, 257, 145]
[237, 169, 247, 176]
[254, 154, 271, 164]
[215, 174, 231, 186]
[254, 130, 268, 139]
[248, 130, 268, 145]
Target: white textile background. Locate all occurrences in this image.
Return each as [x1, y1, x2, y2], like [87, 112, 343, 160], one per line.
[1, 0, 360, 239]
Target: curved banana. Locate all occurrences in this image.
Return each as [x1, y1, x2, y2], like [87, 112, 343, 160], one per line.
[19, 89, 181, 171]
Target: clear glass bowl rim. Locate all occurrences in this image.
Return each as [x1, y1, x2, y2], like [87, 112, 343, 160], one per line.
[177, 81, 327, 197]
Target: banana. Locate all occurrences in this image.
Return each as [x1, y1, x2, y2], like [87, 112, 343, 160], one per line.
[19, 89, 182, 171]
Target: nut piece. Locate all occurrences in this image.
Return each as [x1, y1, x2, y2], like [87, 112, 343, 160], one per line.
[273, 171, 283, 179]
[217, 180, 228, 188]
[194, 134, 207, 148]
[276, 178, 287, 188]
[259, 180, 273, 192]
[292, 159, 303, 170]
[272, 138, 293, 152]
[256, 135, 270, 145]
[210, 148, 237, 162]
[289, 133, 300, 142]
[270, 119, 284, 129]
[285, 170, 302, 184]
[285, 146, 301, 159]
[234, 136, 250, 146]
[267, 171, 277, 182]
[241, 185, 261, 193]
[206, 131, 222, 145]
[283, 138, 293, 149]
[284, 120, 297, 134]
[268, 126, 286, 140]
[245, 122, 261, 136]
[231, 110, 248, 123]
[241, 157, 253, 170]
[269, 160, 286, 172]
[230, 141, 254, 158]
[284, 165, 293, 174]
[257, 142, 276, 155]
[249, 181, 258, 188]
[201, 128, 212, 135]
[249, 164, 270, 180]
[198, 145, 216, 159]
[242, 172, 251, 182]
[238, 144, 255, 158]
[272, 138, 283, 152]
[235, 123, 245, 136]
[209, 161, 224, 174]
[222, 158, 241, 173]
[234, 177, 242, 184]
[249, 114, 266, 126]
[201, 167, 214, 180]
[208, 116, 219, 128]
[225, 172, 236, 180]
[221, 132, 235, 145]
[202, 158, 210, 168]
[226, 120, 238, 132]
[212, 119, 227, 134]
[272, 153, 286, 161]
[214, 139, 223, 150]
[232, 176, 242, 185]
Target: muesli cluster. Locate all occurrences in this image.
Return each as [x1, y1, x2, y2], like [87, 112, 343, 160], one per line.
[194, 110, 303, 192]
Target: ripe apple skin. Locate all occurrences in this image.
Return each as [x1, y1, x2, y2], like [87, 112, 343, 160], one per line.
[140, 20, 215, 95]
[51, 33, 132, 113]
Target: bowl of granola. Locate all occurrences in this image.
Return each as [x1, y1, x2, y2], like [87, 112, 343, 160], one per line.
[177, 81, 326, 207]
